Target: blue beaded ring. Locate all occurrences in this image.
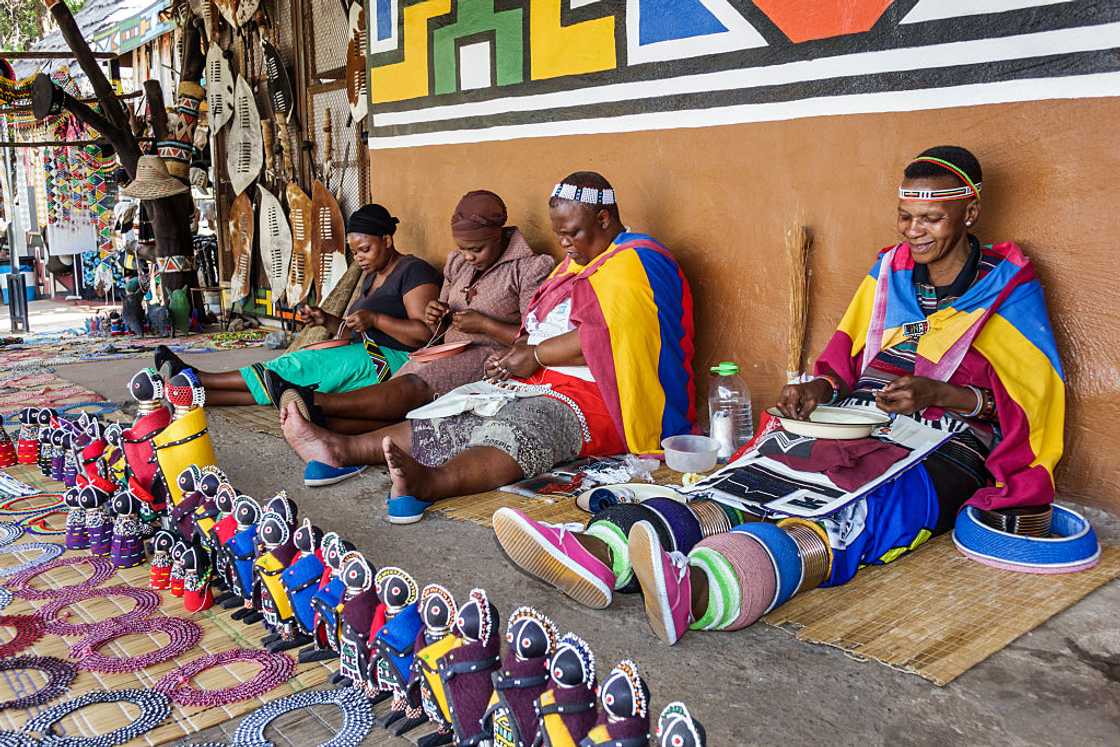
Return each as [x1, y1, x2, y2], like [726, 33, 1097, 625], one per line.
[642, 497, 703, 554]
[731, 522, 803, 612]
[0, 542, 64, 578]
[0, 522, 23, 547]
[230, 686, 376, 747]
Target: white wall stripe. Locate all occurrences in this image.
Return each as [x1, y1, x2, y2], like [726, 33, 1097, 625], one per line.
[372, 22, 1120, 128]
[368, 71, 1120, 149]
[902, 0, 1075, 25]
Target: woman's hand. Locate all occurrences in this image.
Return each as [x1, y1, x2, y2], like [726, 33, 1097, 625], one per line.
[451, 310, 489, 335]
[298, 305, 330, 326]
[342, 309, 379, 333]
[486, 341, 541, 381]
[424, 300, 451, 328]
[776, 379, 834, 420]
[874, 376, 946, 415]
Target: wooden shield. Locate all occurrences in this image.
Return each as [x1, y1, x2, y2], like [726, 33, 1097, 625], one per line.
[205, 42, 233, 132]
[262, 39, 294, 122]
[311, 180, 348, 301]
[285, 182, 314, 307]
[228, 192, 254, 306]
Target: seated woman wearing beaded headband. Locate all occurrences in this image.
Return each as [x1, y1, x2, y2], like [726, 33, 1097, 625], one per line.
[492, 146, 1066, 645]
[154, 204, 441, 407]
[282, 171, 697, 523]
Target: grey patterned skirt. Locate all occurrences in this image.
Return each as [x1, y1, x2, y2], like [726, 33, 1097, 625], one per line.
[410, 396, 583, 479]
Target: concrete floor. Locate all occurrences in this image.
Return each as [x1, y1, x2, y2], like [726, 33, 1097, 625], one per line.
[56, 350, 1120, 746]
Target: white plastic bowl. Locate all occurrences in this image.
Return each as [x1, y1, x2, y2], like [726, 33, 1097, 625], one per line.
[661, 435, 719, 473]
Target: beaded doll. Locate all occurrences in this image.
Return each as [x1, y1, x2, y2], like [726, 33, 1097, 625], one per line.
[281, 519, 325, 644]
[436, 588, 501, 747]
[412, 585, 458, 746]
[373, 567, 422, 727]
[227, 496, 264, 625]
[209, 482, 240, 606]
[481, 607, 560, 747]
[255, 511, 301, 649]
[63, 487, 88, 550]
[337, 551, 377, 690]
[182, 544, 214, 613]
[0, 420, 17, 468]
[150, 530, 175, 589]
[533, 633, 599, 747]
[60, 430, 80, 488]
[656, 702, 707, 747]
[36, 411, 55, 477]
[308, 532, 354, 666]
[48, 428, 67, 484]
[79, 484, 113, 556]
[192, 466, 228, 551]
[109, 490, 146, 569]
[15, 407, 39, 465]
[171, 465, 204, 542]
[169, 539, 188, 597]
[122, 369, 171, 512]
[581, 660, 651, 747]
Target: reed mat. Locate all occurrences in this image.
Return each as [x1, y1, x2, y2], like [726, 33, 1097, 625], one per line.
[0, 538, 336, 745]
[761, 533, 1120, 686]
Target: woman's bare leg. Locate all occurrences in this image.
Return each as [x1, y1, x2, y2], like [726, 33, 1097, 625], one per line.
[324, 416, 393, 435]
[314, 375, 433, 421]
[383, 436, 523, 502]
[205, 389, 258, 406]
[195, 370, 252, 392]
[281, 401, 409, 466]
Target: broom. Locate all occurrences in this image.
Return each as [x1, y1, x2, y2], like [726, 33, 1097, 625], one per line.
[785, 223, 813, 383]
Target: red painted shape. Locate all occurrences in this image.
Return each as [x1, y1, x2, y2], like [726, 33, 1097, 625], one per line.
[753, 0, 895, 43]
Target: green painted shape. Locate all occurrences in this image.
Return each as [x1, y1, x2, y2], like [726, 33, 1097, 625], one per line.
[432, 0, 524, 95]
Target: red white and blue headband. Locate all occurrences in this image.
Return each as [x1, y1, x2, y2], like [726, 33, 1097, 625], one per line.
[899, 156, 982, 202]
[551, 182, 616, 206]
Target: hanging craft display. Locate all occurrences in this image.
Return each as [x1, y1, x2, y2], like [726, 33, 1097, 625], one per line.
[262, 38, 294, 122]
[346, 2, 368, 123]
[0, 614, 45, 658]
[228, 192, 255, 306]
[235, 0, 261, 28]
[38, 585, 162, 637]
[154, 648, 295, 706]
[227, 75, 263, 196]
[22, 688, 171, 746]
[285, 182, 315, 306]
[212, 0, 238, 29]
[205, 42, 234, 133]
[70, 616, 202, 673]
[0, 542, 64, 578]
[0, 657, 77, 712]
[6, 554, 114, 600]
[259, 186, 293, 298]
[230, 686, 376, 747]
[311, 180, 348, 301]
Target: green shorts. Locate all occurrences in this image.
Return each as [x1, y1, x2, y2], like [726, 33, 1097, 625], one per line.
[239, 340, 410, 405]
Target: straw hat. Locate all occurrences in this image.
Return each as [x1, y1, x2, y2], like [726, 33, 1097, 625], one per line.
[121, 156, 189, 199]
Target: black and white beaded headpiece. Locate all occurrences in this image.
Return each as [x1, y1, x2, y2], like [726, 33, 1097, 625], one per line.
[551, 182, 616, 206]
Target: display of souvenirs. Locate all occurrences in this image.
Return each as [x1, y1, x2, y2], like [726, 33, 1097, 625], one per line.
[413, 585, 458, 745]
[255, 511, 304, 651]
[307, 532, 353, 663]
[227, 495, 264, 624]
[371, 567, 420, 723]
[535, 633, 599, 746]
[438, 588, 501, 747]
[482, 607, 559, 747]
[110, 490, 146, 569]
[282, 519, 326, 640]
[338, 551, 377, 690]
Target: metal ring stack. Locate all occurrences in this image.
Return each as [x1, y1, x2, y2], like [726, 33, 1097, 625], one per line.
[976, 506, 1053, 538]
[778, 518, 832, 594]
[687, 500, 731, 537]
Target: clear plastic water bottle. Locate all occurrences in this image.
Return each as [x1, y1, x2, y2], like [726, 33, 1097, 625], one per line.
[708, 361, 753, 461]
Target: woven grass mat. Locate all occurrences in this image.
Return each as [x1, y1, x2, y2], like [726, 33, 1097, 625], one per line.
[213, 406, 284, 439]
[0, 539, 338, 745]
[1, 464, 75, 496]
[761, 534, 1120, 686]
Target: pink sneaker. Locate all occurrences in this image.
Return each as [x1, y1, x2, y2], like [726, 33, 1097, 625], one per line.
[492, 507, 615, 609]
[629, 520, 691, 645]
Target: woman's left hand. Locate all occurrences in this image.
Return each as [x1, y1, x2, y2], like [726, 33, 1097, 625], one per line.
[451, 310, 488, 334]
[342, 309, 379, 333]
[488, 341, 541, 381]
[874, 376, 945, 415]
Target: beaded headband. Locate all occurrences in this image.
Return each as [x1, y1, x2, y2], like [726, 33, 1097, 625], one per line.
[461, 587, 493, 644]
[375, 566, 418, 606]
[553, 632, 595, 685]
[339, 550, 372, 592]
[603, 659, 647, 719]
[201, 465, 229, 482]
[551, 182, 616, 206]
[506, 606, 559, 654]
[899, 156, 982, 202]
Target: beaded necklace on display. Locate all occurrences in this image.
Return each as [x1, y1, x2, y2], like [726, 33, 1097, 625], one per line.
[70, 616, 202, 673]
[0, 588, 10, 611]
[0, 521, 23, 546]
[229, 687, 376, 747]
[0, 493, 64, 517]
[0, 542, 64, 578]
[0, 656, 77, 711]
[23, 688, 171, 747]
[39, 586, 162, 637]
[154, 648, 295, 707]
[0, 614, 45, 658]
[23, 509, 68, 537]
[6, 555, 114, 600]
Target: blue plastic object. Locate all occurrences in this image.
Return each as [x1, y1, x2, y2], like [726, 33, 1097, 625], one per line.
[303, 461, 366, 487]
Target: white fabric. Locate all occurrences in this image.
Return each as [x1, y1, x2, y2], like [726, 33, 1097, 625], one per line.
[405, 380, 553, 421]
[524, 299, 595, 381]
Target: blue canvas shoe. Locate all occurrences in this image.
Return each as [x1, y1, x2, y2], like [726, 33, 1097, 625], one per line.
[304, 461, 367, 487]
[387, 495, 434, 525]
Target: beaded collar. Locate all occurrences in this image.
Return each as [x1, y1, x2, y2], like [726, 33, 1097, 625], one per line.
[39, 585, 162, 637]
[6, 554, 114, 600]
[229, 686, 375, 747]
[70, 616, 202, 673]
[154, 648, 295, 707]
[0, 614, 45, 658]
[24, 688, 171, 745]
[0, 656, 76, 711]
[0, 542, 64, 578]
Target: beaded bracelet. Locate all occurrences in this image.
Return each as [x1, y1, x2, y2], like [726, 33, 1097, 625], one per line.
[23, 688, 171, 747]
[39, 585, 162, 637]
[154, 648, 296, 707]
[0, 656, 77, 711]
[70, 616, 202, 673]
[0, 614, 45, 658]
[0, 521, 23, 547]
[230, 686, 376, 747]
[7, 555, 114, 600]
[0, 542, 64, 578]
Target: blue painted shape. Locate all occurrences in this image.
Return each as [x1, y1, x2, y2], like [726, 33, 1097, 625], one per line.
[639, 0, 728, 45]
[376, 0, 393, 41]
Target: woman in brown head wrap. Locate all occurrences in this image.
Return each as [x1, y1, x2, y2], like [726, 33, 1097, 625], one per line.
[277, 190, 555, 466]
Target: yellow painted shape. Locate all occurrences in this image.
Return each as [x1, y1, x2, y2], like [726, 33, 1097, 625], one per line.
[530, 0, 616, 80]
[372, 0, 452, 103]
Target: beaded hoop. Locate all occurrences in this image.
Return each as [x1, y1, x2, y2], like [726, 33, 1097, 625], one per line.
[0, 730, 36, 747]
[230, 686, 376, 747]
[39, 586, 162, 637]
[0, 614, 45, 658]
[70, 616, 202, 673]
[21, 509, 67, 537]
[0, 493, 64, 517]
[0, 521, 23, 546]
[154, 648, 295, 706]
[0, 542, 64, 578]
[7, 555, 114, 599]
[0, 656, 77, 711]
[0, 588, 11, 611]
[24, 688, 171, 746]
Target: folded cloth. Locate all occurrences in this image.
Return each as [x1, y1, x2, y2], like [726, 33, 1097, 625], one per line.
[760, 436, 908, 492]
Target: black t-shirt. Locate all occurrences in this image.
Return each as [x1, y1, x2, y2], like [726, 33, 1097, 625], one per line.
[348, 255, 441, 351]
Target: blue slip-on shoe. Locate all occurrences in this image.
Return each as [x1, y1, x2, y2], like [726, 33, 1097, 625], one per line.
[387, 495, 434, 525]
[304, 461, 367, 487]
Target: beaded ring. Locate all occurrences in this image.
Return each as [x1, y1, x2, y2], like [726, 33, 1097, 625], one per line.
[0, 730, 36, 747]
[0, 493, 63, 518]
[23, 688, 171, 746]
[0, 542, 64, 578]
[7, 554, 115, 600]
[0, 588, 11, 611]
[0, 656, 77, 711]
[70, 616, 202, 673]
[39, 585, 162, 637]
[0, 614, 45, 658]
[230, 686, 376, 747]
[21, 509, 67, 537]
[0, 521, 23, 547]
[154, 648, 295, 707]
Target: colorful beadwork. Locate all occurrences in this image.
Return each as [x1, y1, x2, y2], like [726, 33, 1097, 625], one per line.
[0, 521, 23, 546]
[229, 686, 376, 747]
[23, 688, 171, 746]
[0, 656, 77, 711]
[0, 542, 64, 578]
[0, 614, 45, 658]
[6, 554, 114, 600]
[39, 585, 162, 637]
[0, 588, 11, 611]
[154, 648, 295, 707]
[70, 616, 202, 673]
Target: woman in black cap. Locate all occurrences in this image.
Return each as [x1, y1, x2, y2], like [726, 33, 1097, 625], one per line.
[155, 203, 441, 407]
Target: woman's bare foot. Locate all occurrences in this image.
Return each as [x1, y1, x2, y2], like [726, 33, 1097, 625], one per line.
[281, 402, 347, 466]
[382, 436, 434, 501]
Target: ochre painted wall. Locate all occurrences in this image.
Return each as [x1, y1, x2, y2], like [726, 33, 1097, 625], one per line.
[369, 96, 1120, 513]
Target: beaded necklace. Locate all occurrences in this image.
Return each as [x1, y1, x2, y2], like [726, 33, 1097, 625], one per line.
[70, 616, 202, 673]
[0, 656, 77, 711]
[154, 648, 295, 707]
[38, 586, 162, 637]
[6, 555, 114, 600]
[230, 687, 376, 747]
[22, 688, 171, 747]
[0, 542, 64, 578]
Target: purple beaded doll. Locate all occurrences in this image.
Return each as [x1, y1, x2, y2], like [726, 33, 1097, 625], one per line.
[49, 426, 66, 482]
[63, 486, 89, 550]
[110, 490, 146, 569]
[79, 484, 113, 556]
